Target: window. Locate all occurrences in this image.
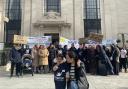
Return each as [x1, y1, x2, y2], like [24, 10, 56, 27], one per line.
[4, 0, 24, 44]
[45, 0, 61, 13]
[84, 0, 101, 36]
[5, 0, 22, 20]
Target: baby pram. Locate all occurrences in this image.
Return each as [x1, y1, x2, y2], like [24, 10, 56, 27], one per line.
[21, 54, 34, 76]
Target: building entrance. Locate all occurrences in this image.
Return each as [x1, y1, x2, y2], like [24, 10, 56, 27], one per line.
[44, 33, 59, 44]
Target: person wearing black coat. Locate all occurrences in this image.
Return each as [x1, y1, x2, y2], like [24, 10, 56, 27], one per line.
[83, 46, 90, 73]
[48, 44, 57, 72]
[96, 45, 114, 76]
[69, 44, 77, 56]
[110, 45, 120, 75]
[63, 45, 68, 58]
[24, 45, 31, 54]
[77, 45, 85, 62]
[9, 44, 22, 77]
[87, 45, 97, 75]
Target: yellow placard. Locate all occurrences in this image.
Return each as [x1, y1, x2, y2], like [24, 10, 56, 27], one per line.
[60, 37, 65, 43]
[13, 35, 28, 44]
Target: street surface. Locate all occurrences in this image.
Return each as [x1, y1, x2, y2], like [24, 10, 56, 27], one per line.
[0, 67, 128, 89]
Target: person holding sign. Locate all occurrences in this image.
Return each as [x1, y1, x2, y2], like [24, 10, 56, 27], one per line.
[9, 44, 22, 77]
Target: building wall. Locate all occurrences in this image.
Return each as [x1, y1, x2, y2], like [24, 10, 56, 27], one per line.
[22, 0, 84, 40]
[15, 0, 128, 43]
[101, 0, 128, 39]
[0, 0, 5, 43]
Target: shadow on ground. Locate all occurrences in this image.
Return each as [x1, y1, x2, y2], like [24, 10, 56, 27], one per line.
[118, 87, 128, 89]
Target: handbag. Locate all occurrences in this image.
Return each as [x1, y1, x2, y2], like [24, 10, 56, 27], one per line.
[78, 66, 89, 89]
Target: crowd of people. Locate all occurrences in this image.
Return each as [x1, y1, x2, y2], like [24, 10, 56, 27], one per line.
[9, 43, 128, 89]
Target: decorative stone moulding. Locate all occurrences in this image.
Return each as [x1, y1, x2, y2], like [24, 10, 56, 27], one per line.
[45, 11, 60, 19]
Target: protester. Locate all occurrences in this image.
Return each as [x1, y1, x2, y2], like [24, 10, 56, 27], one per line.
[83, 45, 90, 73]
[9, 44, 22, 77]
[88, 45, 97, 75]
[38, 45, 49, 74]
[57, 45, 63, 55]
[32, 45, 39, 73]
[69, 44, 77, 55]
[120, 47, 127, 72]
[110, 44, 120, 75]
[24, 45, 31, 55]
[66, 50, 89, 89]
[96, 45, 114, 76]
[77, 44, 84, 62]
[53, 54, 68, 89]
[63, 45, 68, 58]
[48, 44, 56, 72]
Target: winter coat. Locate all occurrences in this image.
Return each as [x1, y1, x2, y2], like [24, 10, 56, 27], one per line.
[32, 48, 39, 67]
[9, 47, 22, 63]
[38, 48, 49, 66]
[112, 47, 120, 63]
[77, 48, 85, 62]
[48, 48, 56, 61]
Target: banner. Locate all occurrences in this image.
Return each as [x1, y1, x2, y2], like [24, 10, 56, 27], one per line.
[13, 35, 28, 44]
[102, 39, 117, 46]
[59, 37, 79, 49]
[27, 36, 52, 48]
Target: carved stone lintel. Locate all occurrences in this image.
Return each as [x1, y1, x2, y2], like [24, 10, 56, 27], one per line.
[45, 11, 60, 19]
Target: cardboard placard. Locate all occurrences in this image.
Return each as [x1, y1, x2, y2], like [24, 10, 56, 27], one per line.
[89, 33, 103, 42]
[13, 35, 28, 44]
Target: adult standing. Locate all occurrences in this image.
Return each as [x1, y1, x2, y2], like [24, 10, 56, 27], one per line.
[77, 44, 84, 62]
[38, 45, 49, 73]
[24, 45, 31, 55]
[120, 47, 127, 72]
[88, 45, 97, 75]
[96, 45, 114, 76]
[63, 45, 68, 58]
[32, 45, 39, 73]
[66, 51, 89, 89]
[9, 44, 22, 77]
[48, 44, 56, 72]
[69, 44, 77, 56]
[111, 45, 120, 75]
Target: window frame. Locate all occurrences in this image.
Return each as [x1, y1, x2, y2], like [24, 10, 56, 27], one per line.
[44, 0, 61, 14]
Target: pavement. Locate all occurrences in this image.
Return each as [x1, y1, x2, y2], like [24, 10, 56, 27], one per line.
[0, 66, 128, 89]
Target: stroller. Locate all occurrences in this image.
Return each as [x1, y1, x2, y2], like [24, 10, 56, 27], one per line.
[21, 54, 34, 76]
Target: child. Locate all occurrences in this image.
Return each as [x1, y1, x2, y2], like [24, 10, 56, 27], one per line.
[53, 54, 68, 89]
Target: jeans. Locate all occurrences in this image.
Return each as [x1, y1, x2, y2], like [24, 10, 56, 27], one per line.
[70, 81, 78, 89]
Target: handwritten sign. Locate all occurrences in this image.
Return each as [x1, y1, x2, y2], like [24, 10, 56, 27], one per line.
[13, 35, 28, 44]
[89, 33, 103, 43]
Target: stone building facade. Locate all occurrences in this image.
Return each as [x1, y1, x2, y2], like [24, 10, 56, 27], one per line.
[0, 0, 128, 46]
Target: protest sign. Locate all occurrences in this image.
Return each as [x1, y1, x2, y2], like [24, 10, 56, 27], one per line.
[89, 33, 103, 43]
[59, 37, 79, 49]
[13, 35, 28, 44]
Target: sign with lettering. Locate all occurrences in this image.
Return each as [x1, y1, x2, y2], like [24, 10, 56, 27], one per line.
[13, 35, 28, 44]
[89, 33, 103, 43]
